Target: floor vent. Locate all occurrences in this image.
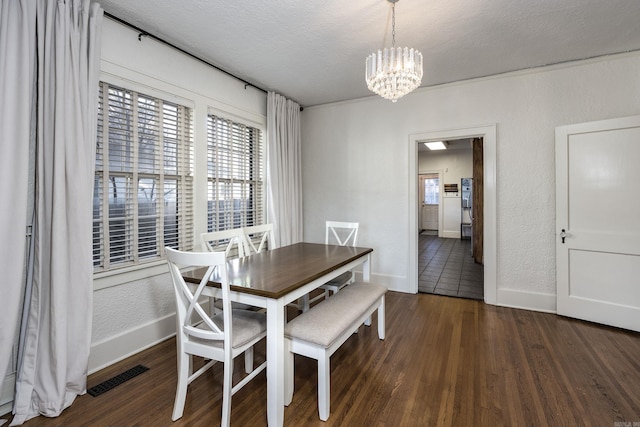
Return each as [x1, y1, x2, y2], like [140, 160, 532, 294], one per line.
[87, 364, 149, 397]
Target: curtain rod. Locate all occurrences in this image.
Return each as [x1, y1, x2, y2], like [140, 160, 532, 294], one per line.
[103, 12, 268, 95]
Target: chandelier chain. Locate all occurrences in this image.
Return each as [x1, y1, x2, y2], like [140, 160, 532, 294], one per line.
[391, 2, 396, 48]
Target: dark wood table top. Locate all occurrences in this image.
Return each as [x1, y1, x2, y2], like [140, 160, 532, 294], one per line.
[183, 242, 373, 299]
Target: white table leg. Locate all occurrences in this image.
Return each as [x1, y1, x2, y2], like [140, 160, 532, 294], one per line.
[363, 253, 371, 282]
[266, 298, 285, 426]
[363, 254, 373, 325]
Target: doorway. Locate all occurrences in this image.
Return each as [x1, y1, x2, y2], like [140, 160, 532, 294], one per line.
[417, 233, 483, 299]
[408, 125, 497, 304]
[416, 138, 483, 299]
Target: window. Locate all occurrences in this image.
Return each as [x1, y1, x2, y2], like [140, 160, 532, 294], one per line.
[207, 114, 264, 232]
[424, 176, 439, 204]
[93, 82, 194, 272]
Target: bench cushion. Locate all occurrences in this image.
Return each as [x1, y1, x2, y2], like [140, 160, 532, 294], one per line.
[285, 282, 386, 348]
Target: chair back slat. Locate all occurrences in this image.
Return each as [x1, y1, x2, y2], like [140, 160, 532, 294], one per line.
[200, 229, 248, 258]
[325, 221, 359, 247]
[243, 224, 275, 255]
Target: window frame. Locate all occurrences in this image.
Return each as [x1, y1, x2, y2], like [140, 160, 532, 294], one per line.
[205, 108, 266, 235]
[93, 76, 195, 290]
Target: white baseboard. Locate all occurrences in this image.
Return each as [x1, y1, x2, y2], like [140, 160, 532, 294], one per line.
[88, 314, 176, 374]
[496, 288, 556, 313]
[441, 230, 461, 239]
[0, 373, 14, 417]
[353, 271, 411, 293]
[89, 285, 553, 376]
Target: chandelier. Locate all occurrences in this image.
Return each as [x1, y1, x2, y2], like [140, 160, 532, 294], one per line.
[365, 0, 423, 102]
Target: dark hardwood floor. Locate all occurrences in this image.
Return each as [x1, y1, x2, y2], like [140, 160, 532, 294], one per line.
[5, 292, 640, 426]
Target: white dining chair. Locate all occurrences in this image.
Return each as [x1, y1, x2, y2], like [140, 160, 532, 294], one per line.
[200, 228, 255, 312]
[303, 221, 360, 310]
[242, 223, 307, 318]
[322, 221, 359, 293]
[166, 247, 267, 427]
[242, 224, 290, 315]
[200, 228, 249, 257]
[241, 223, 275, 255]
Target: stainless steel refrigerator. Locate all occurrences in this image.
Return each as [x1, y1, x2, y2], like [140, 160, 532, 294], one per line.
[461, 178, 472, 240]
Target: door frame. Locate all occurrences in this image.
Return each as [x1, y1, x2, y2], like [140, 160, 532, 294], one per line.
[408, 124, 497, 304]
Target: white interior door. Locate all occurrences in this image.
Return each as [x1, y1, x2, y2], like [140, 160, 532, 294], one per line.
[421, 205, 438, 230]
[418, 173, 440, 232]
[555, 115, 640, 332]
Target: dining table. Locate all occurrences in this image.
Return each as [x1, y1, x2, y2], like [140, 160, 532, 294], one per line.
[183, 241, 373, 426]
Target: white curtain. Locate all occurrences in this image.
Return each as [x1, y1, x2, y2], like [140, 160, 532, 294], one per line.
[0, 0, 37, 393]
[266, 92, 303, 247]
[9, 0, 103, 424]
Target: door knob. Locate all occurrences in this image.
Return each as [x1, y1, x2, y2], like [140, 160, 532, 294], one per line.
[560, 229, 567, 244]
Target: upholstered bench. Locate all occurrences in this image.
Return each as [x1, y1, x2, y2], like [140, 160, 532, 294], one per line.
[284, 281, 387, 421]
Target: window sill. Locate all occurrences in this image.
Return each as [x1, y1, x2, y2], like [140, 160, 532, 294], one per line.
[93, 260, 169, 291]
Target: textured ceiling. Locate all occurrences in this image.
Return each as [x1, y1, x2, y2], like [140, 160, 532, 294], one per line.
[96, 0, 640, 107]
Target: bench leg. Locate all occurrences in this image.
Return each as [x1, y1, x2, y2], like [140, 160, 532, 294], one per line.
[318, 352, 331, 421]
[378, 296, 385, 340]
[285, 340, 294, 406]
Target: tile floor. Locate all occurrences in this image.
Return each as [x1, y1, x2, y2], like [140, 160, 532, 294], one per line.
[418, 232, 484, 300]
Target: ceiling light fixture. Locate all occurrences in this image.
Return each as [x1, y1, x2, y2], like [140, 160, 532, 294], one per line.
[365, 0, 423, 103]
[424, 141, 447, 150]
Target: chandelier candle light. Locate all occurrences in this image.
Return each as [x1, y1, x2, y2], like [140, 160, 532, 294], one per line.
[366, 0, 423, 102]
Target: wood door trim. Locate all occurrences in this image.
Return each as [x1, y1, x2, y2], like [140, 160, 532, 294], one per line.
[472, 137, 484, 264]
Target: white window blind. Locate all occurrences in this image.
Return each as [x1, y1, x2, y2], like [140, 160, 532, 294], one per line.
[93, 82, 194, 272]
[207, 114, 264, 232]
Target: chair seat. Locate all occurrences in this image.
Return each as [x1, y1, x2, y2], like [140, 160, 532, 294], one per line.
[304, 271, 354, 311]
[320, 271, 353, 290]
[190, 309, 266, 349]
[212, 299, 260, 312]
